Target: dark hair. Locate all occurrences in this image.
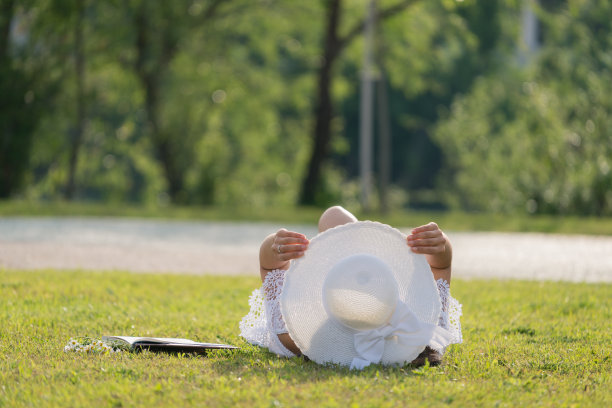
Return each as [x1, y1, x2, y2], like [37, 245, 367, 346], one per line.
[410, 347, 442, 367]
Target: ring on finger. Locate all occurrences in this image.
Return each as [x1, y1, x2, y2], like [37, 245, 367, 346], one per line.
[277, 244, 283, 254]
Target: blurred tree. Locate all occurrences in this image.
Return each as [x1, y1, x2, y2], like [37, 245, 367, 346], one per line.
[0, 0, 19, 198]
[333, 0, 504, 209]
[12, 0, 607, 217]
[434, 0, 612, 215]
[25, 0, 317, 207]
[180, 1, 318, 207]
[0, 0, 54, 198]
[126, 0, 227, 203]
[65, 0, 86, 200]
[14, 0, 113, 202]
[299, 0, 422, 206]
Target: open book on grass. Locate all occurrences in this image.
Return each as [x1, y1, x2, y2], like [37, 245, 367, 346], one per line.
[102, 336, 238, 354]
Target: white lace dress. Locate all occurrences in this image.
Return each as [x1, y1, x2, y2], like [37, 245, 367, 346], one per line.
[239, 268, 463, 358]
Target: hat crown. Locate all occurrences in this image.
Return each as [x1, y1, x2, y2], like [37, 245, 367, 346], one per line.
[322, 254, 399, 331]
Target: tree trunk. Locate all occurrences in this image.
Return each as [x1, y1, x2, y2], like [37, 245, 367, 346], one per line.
[376, 69, 391, 214]
[0, 0, 14, 65]
[299, 0, 418, 206]
[65, 0, 85, 200]
[134, 4, 183, 202]
[299, 0, 341, 205]
[0, 0, 16, 198]
[359, 0, 376, 211]
[376, 23, 391, 214]
[518, 0, 539, 65]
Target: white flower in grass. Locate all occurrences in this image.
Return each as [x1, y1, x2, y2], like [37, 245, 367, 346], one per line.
[64, 337, 123, 354]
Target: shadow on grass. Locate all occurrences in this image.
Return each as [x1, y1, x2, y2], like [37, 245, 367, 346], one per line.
[201, 343, 442, 382]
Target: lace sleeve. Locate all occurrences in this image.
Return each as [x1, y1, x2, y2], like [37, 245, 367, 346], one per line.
[436, 279, 463, 345]
[239, 269, 296, 358]
[261, 268, 289, 335]
[238, 287, 267, 347]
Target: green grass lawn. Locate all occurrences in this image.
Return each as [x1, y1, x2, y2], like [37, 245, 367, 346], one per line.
[1, 269, 610, 407]
[1, 199, 612, 235]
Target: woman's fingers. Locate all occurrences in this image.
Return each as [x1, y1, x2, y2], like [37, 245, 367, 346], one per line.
[276, 236, 309, 245]
[407, 230, 442, 245]
[273, 229, 309, 261]
[276, 243, 307, 261]
[410, 222, 439, 234]
[276, 228, 306, 238]
[407, 222, 446, 254]
[277, 250, 306, 262]
[409, 230, 441, 239]
[408, 237, 445, 247]
[275, 229, 309, 245]
[406, 222, 452, 272]
[276, 243, 309, 254]
[409, 244, 445, 254]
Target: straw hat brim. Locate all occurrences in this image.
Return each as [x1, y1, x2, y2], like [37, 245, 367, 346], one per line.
[280, 221, 442, 367]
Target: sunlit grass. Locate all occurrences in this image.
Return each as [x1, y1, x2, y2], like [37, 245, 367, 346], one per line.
[1, 269, 610, 407]
[1, 199, 611, 235]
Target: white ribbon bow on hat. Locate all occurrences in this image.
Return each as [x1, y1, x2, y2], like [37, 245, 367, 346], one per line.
[350, 301, 453, 370]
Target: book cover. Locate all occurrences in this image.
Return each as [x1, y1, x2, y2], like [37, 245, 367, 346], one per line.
[102, 336, 238, 354]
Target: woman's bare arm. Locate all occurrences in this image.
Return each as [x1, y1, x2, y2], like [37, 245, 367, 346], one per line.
[259, 228, 309, 355]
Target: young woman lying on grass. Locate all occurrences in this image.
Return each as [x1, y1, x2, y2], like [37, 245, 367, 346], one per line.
[240, 206, 462, 368]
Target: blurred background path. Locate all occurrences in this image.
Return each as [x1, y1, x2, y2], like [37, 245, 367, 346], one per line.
[1, 217, 610, 283]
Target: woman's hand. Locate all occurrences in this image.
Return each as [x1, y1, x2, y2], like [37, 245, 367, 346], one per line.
[260, 229, 309, 275]
[406, 222, 452, 270]
[271, 228, 310, 263]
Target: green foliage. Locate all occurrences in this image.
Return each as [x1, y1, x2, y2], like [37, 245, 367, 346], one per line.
[179, 1, 318, 207]
[0, 269, 610, 406]
[0, 64, 43, 197]
[435, 0, 612, 215]
[335, 0, 505, 209]
[2, 0, 610, 216]
[0, 0, 60, 198]
[22, 0, 317, 207]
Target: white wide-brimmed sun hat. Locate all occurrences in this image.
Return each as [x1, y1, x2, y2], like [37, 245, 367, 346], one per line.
[280, 221, 452, 369]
